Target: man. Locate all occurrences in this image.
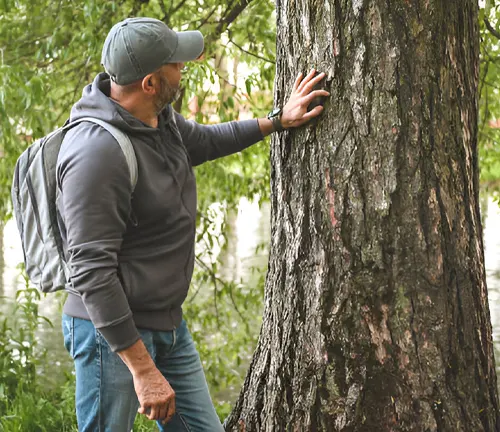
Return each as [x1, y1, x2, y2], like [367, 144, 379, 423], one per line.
[57, 16, 329, 432]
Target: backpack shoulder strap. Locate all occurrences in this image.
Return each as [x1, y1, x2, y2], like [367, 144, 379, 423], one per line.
[72, 117, 138, 191]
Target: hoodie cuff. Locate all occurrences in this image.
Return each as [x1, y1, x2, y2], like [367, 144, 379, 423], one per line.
[97, 317, 141, 352]
[236, 119, 265, 150]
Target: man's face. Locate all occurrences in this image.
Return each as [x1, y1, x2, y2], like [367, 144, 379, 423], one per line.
[164, 62, 184, 87]
[153, 63, 184, 113]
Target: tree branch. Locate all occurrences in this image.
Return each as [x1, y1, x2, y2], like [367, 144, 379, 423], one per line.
[196, 5, 219, 30]
[208, 0, 254, 44]
[194, 256, 249, 327]
[484, 18, 500, 39]
[169, 0, 189, 18]
[160, 0, 171, 24]
[130, 0, 150, 16]
[227, 39, 275, 64]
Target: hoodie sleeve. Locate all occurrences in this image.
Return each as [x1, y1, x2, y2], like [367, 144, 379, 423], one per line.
[173, 111, 264, 166]
[57, 123, 140, 352]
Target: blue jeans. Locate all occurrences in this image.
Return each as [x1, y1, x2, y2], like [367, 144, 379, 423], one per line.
[62, 314, 224, 432]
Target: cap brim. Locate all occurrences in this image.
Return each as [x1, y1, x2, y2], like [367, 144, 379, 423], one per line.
[169, 31, 204, 63]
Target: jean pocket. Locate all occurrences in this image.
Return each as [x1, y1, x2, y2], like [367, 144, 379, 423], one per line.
[61, 314, 74, 357]
[177, 413, 192, 432]
[160, 413, 191, 432]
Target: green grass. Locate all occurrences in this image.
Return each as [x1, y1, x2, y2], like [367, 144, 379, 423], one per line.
[0, 265, 263, 431]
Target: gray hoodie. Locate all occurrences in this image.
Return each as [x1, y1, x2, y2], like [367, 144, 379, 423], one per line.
[56, 73, 263, 351]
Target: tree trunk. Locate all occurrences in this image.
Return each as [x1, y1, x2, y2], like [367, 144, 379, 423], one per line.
[225, 0, 500, 431]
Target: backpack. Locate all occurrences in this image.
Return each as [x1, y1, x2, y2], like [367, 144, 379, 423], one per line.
[11, 117, 138, 293]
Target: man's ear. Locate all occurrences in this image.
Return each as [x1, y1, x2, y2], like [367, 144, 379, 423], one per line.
[142, 74, 156, 94]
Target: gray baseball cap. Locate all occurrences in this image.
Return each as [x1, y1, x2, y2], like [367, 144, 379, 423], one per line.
[101, 17, 204, 85]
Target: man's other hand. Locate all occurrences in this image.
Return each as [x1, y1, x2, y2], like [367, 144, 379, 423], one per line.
[134, 366, 176, 424]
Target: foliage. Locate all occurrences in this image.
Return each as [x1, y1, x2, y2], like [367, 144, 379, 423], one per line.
[0, 0, 275, 428]
[0, 256, 265, 429]
[480, 2, 500, 193]
[0, 275, 77, 431]
[1, 0, 499, 429]
[0, 0, 276, 216]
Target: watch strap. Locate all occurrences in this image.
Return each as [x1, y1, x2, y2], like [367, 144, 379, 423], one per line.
[270, 113, 284, 132]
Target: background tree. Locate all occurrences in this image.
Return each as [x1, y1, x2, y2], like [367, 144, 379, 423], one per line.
[226, 0, 500, 430]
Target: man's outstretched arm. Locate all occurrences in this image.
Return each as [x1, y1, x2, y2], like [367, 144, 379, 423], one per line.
[174, 69, 330, 166]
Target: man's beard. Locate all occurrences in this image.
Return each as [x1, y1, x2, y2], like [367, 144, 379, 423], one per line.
[154, 74, 181, 114]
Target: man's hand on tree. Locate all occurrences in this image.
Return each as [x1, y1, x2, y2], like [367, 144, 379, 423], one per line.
[281, 69, 330, 128]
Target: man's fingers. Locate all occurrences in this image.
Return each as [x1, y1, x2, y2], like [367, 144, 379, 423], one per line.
[148, 405, 159, 420]
[293, 72, 303, 90]
[161, 407, 175, 425]
[297, 68, 316, 91]
[302, 72, 326, 94]
[301, 105, 324, 121]
[138, 405, 150, 415]
[158, 404, 168, 422]
[140, 401, 173, 424]
[166, 397, 176, 423]
[305, 89, 330, 103]
[297, 69, 316, 92]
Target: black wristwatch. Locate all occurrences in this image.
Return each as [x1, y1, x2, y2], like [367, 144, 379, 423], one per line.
[267, 108, 284, 132]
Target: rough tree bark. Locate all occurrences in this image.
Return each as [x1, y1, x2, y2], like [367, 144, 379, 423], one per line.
[225, 0, 500, 430]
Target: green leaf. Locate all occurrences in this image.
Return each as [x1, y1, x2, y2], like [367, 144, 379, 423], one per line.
[486, 0, 493, 15]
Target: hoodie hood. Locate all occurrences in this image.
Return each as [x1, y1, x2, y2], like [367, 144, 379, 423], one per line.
[70, 72, 172, 137]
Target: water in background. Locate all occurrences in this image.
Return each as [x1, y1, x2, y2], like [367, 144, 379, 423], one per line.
[0, 198, 271, 384]
[1, 196, 500, 385]
[484, 196, 500, 378]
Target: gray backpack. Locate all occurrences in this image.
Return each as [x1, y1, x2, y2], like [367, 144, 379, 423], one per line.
[11, 118, 138, 293]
